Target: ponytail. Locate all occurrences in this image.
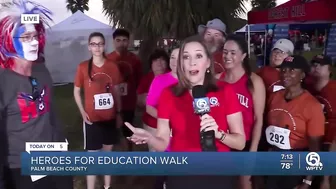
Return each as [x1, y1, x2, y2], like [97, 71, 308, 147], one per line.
[87, 32, 107, 81]
[243, 57, 254, 92]
[88, 57, 93, 81]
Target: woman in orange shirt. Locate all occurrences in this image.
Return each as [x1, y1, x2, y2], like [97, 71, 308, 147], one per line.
[265, 55, 325, 189]
[73, 32, 122, 189]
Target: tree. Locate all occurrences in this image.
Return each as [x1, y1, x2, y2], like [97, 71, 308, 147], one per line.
[102, 0, 247, 68]
[251, 0, 276, 11]
[66, 0, 89, 14]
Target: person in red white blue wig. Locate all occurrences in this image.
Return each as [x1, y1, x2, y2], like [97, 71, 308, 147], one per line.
[0, 1, 73, 189]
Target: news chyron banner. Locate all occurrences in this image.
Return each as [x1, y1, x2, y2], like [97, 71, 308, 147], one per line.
[272, 24, 290, 44]
[325, 24, 336, 62]
[25, 141, 69, 181]
[21, 149, 336, 175]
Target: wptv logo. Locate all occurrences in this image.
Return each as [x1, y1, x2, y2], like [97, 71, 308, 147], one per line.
[305, 152, 323, 171]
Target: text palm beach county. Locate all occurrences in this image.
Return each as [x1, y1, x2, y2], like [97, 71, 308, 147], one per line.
[31, 156, 189, 165]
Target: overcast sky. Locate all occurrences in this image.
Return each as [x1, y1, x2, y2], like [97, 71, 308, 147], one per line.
[4, 0, 290, 25]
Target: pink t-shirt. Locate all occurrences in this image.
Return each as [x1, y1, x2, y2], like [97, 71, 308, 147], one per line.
[146, 72, 177, 152]
[146, 72, 178, 107]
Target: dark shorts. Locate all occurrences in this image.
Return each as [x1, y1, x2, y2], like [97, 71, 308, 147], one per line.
[166, 176, 236, 189]
[122, 110, 135, 137]
[4, 168, 73, 189]
[83, 119, 120, 150]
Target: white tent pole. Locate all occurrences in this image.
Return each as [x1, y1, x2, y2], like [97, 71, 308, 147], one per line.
[248, 25, 251, 58]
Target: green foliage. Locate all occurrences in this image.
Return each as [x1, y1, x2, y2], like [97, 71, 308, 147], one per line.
[102, 0, 248, 39]
[251, 0, 276, 11]
[66, 0, 89, 14]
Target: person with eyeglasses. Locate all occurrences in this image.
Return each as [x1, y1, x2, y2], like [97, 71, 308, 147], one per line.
[255, 39, 294, 188]
[74, 32, 122, 189]
[257, 39, 294, 97]
[0, 1, 73, 189]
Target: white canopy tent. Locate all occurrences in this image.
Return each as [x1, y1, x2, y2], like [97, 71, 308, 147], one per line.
[234, 24, 267, 33]
[44, 11, 115, 84]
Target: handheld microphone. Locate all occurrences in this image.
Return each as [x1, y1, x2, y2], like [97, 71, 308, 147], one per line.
[192, 85, 217, 152]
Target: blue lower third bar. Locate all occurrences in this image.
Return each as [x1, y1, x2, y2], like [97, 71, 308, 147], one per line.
[21, 152, 336, 176]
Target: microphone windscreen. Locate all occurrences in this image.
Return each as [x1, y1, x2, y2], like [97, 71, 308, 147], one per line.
[192, 85, 207, 98]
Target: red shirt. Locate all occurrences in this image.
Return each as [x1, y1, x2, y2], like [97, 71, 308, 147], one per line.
[218, 73, 254, 141]
[213, 51, 225, 74]
[303, 74, 315, 92]
[107, 51, 142, 111]
[256, 66, 282, 97]
[136, 72, 157, 128]
[157, 85, 241, 152]
[308, 80, 336, 144]
[137, 72, 154, 94]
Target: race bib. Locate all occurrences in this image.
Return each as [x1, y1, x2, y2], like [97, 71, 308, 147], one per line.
[265, 125, 291, 150]
[94, 93, 114, 110]
[273, 85, 285, 92]
[119, 83, 128, 96]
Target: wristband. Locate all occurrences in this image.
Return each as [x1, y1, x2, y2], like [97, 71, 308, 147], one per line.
[219, 130, 226, 142]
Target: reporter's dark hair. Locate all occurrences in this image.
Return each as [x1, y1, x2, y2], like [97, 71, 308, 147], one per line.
[225, 34, 254, 91]
[88, 32, 106, 81]
[148, 49, 170, 71]
[112, 28, 130, 39]
[172, 35, 218, 96]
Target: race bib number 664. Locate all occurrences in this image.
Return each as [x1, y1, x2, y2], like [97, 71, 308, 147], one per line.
[94, 93, 114, 110]
[265, 125, 291, 150]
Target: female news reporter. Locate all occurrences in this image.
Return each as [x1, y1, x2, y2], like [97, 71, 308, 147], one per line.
[217, 35, 266, 189]
[125, 35, 245, 189]
[73, 32, 122, 189]
[306, 55, 336, 189]
[137, 49, 169, 108]
[265, 55, 325, 189]
[144, 48, 179, 151]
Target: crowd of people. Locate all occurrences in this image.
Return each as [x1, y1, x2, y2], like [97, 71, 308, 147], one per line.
[0, 1, 335, 189]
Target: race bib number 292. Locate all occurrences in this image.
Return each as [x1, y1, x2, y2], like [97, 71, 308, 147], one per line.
[265, 125, 291, 150]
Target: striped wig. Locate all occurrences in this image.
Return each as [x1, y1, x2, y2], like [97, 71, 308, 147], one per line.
[0, 0, 52, 69]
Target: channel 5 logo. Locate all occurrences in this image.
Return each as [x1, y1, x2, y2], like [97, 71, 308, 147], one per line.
[305, 152, 323, 171]
[193, 97, 210, 114]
